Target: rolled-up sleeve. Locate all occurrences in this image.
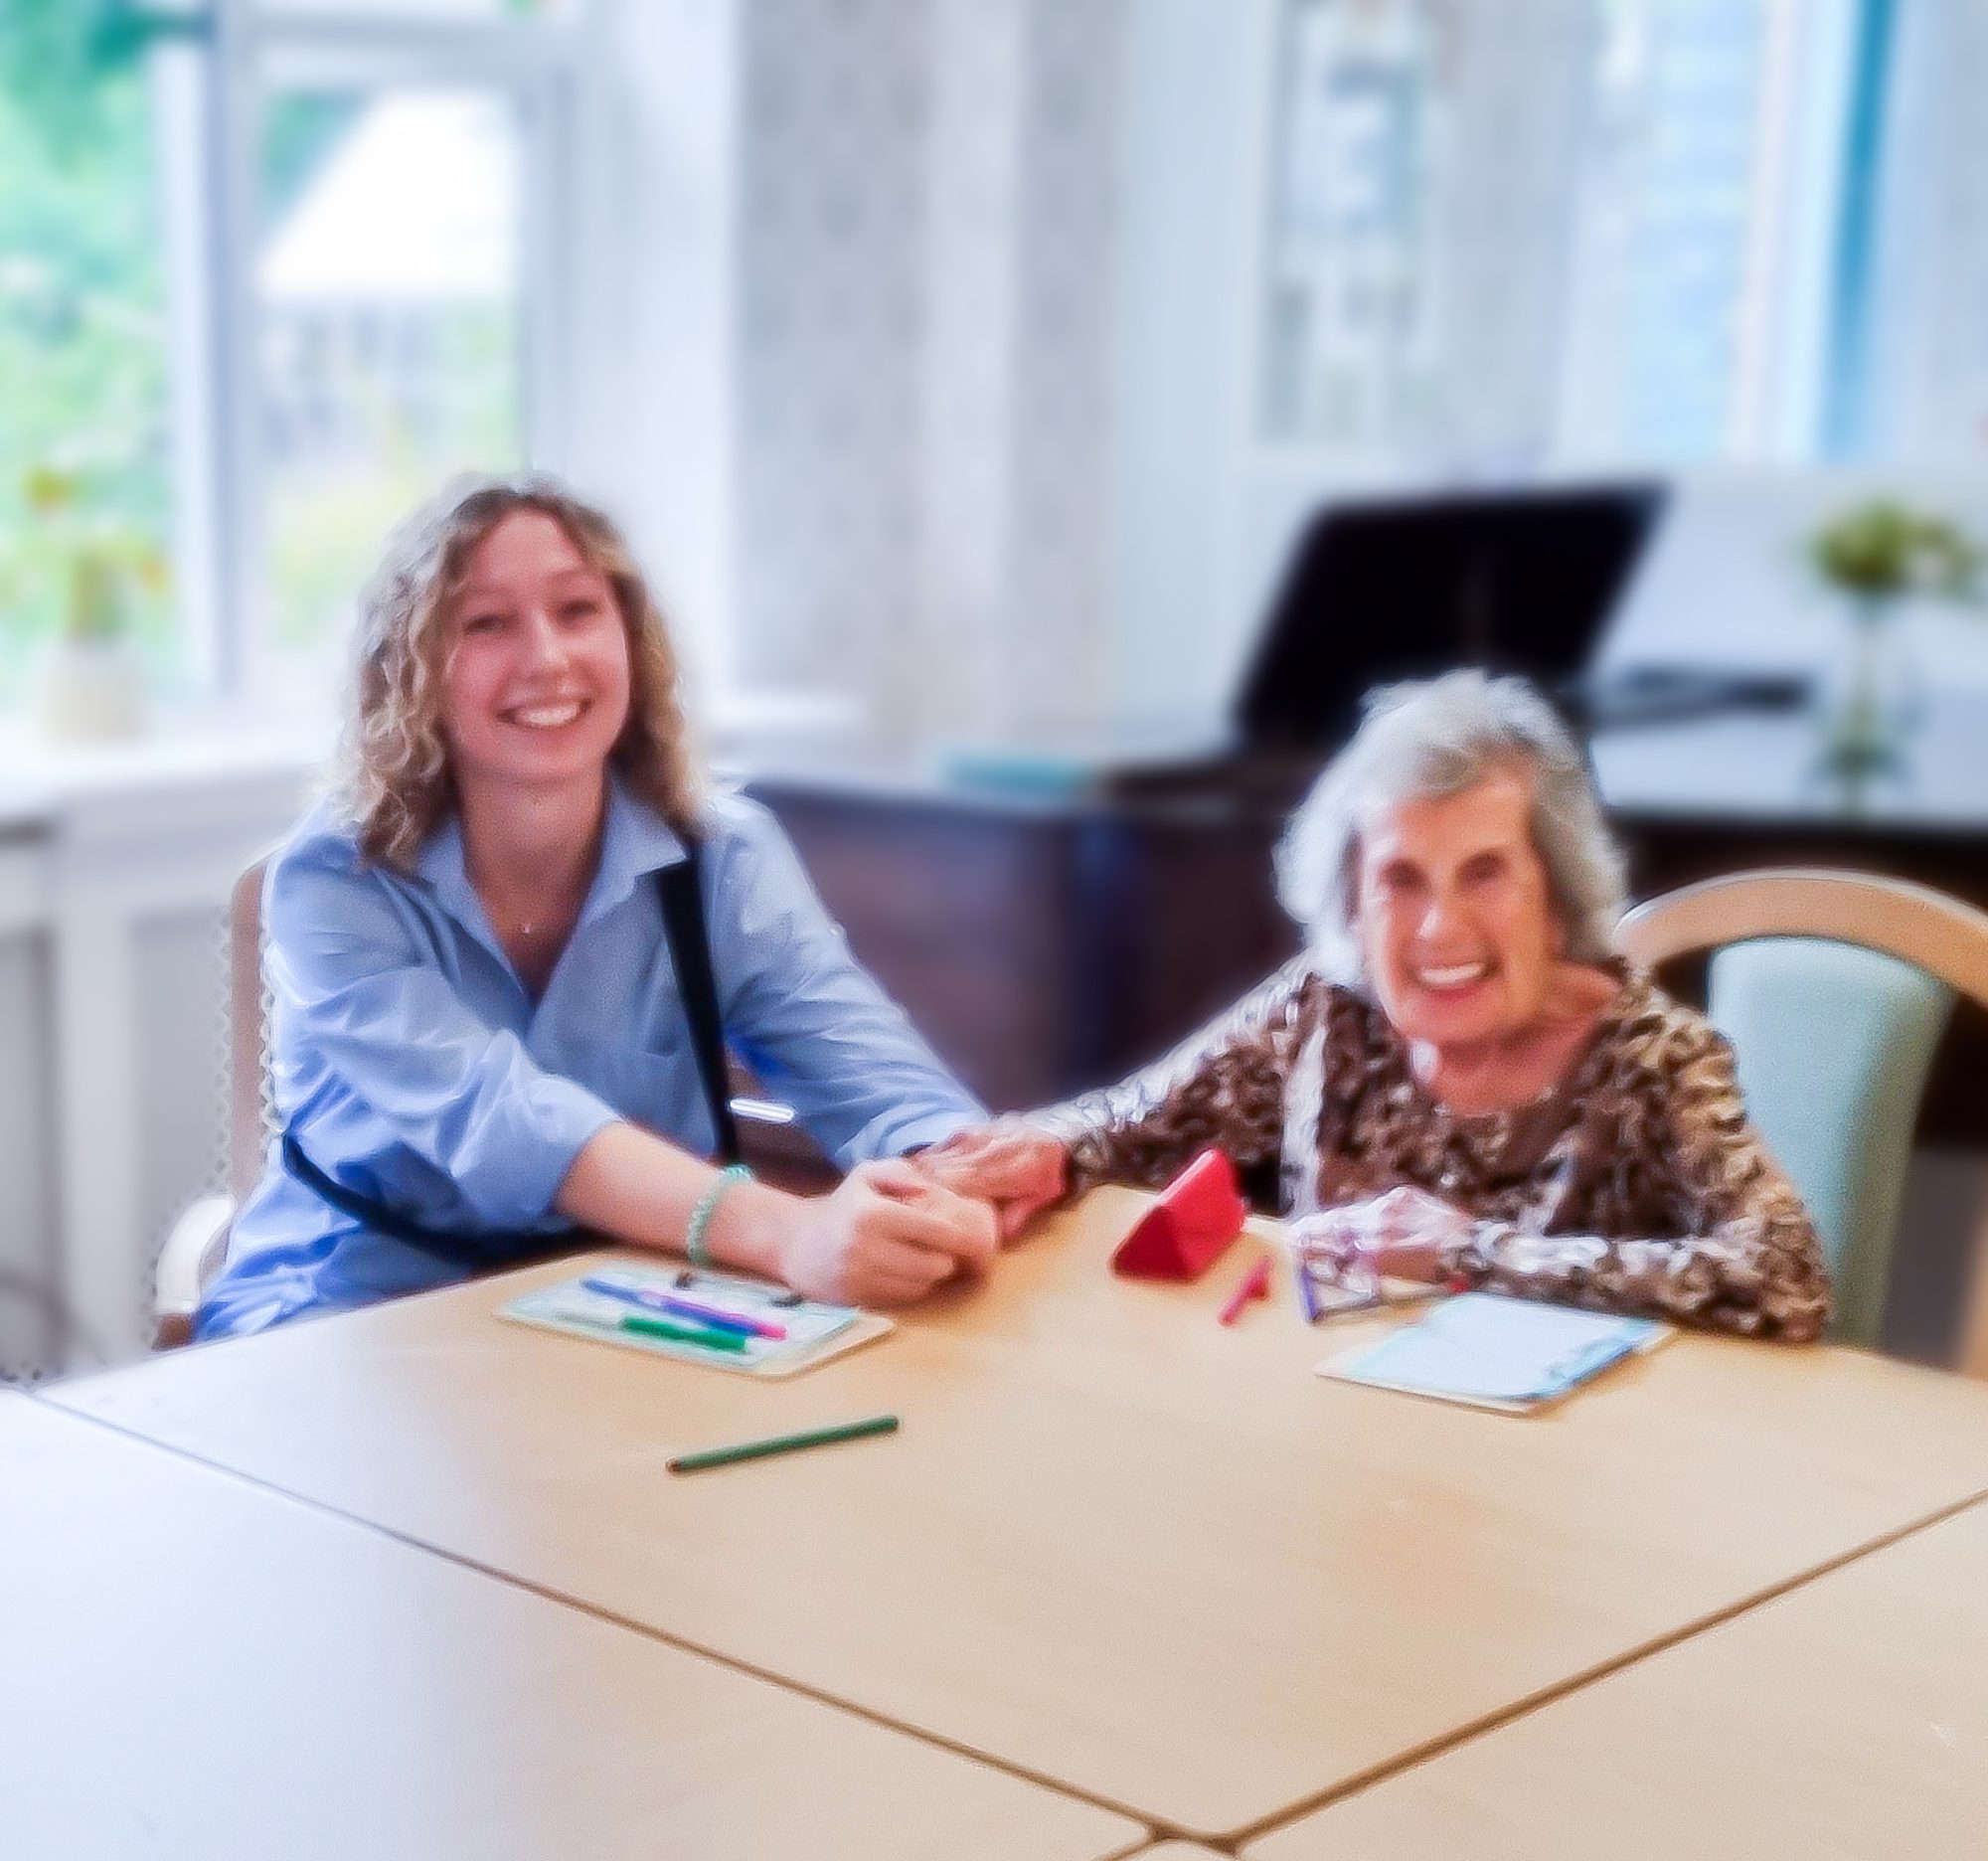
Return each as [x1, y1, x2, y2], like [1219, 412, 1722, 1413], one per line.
[268, 854, 620, 1225]
[705, 802, 984, 1166]
[1030, 956, 1317, 1193]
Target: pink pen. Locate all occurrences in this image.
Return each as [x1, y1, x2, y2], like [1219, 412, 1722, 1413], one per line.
[1218, 1257, 1272, 1326]
[660, 1292, 788, 1341]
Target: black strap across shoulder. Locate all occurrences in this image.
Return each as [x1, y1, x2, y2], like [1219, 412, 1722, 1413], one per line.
[654, 837, 743, 1166]
[283, 831, 738, 1268]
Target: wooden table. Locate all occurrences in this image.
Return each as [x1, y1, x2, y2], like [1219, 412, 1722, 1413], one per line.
[1242, 1496, 1988, 1859]
[0, 1395, 1142, 1861]
[46, 1189, 1988, 1840]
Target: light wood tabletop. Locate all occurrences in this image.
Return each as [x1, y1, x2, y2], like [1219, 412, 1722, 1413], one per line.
[1242, 1495, 1988, 1859]
[0, 1395, 1143, 1861]
[46, 1188, 1988, 1840]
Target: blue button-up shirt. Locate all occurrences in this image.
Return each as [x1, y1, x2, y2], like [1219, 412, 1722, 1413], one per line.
[195, 781, 982, 1338]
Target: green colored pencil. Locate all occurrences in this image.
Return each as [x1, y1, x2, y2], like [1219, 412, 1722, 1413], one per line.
[667, 1414, 900, 1474]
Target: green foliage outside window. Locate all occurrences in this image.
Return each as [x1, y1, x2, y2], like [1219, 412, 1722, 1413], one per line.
[0, 1, 187, 705]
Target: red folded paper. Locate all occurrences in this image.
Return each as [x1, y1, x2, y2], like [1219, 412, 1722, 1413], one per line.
[1111, 1147, 1247, 1280]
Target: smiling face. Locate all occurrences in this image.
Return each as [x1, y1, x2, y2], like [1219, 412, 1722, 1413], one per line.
[1354, 764, 1565, 1054]
[438, 508, 632, 799]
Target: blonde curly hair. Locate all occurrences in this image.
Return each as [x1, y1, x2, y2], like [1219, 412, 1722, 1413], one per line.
[335, 473, 706, 870]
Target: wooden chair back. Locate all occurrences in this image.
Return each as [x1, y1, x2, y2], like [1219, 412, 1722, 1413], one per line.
[1617, 868, 1988, 1376]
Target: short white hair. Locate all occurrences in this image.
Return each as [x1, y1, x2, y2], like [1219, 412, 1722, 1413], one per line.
[1275, 670, 1628, 986]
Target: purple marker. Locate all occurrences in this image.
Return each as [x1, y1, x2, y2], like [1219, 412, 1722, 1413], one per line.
[1294, 1254, 1323, 1325]
[582, 1275, 788, 1341]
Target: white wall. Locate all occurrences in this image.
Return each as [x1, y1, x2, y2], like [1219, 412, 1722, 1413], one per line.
[566, 0, 740, 695]
[0, 741, 314, 1377]
[0, 854, 57, 1381]
[1106, 0, 1266, 729]
[1596, 466, 1988, 688]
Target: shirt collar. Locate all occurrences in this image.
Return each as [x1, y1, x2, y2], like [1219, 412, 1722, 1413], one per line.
[582, 772, 690, 929]
[416, 773, 689, 949]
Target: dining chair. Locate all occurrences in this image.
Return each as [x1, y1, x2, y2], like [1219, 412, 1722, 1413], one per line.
[1616, 868, 1988, 1371]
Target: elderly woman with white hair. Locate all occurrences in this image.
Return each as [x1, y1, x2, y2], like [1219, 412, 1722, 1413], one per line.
[919, 670, 1831, 1340]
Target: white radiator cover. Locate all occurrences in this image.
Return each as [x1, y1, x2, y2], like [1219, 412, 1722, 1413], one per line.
[0, 739, 315, 1375]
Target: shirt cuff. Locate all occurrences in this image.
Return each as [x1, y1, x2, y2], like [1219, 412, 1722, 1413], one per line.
[853, 1103, 984, 1165]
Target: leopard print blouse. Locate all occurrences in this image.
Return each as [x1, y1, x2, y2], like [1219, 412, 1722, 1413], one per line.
[1032, 957, 1832, 1342]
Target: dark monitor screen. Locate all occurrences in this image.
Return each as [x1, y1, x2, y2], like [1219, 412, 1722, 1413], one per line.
[1234, 482, 1667, 753]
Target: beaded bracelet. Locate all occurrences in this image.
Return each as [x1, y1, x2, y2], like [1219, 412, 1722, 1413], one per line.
[686, 1162, 754, 1271]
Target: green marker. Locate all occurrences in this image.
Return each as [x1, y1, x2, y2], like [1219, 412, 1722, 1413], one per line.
[667, 1414, 900, 1474]
[620, 1310, 749, 1353]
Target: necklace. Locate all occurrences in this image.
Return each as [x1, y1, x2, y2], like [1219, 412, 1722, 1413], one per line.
[499, 908, 564, 943]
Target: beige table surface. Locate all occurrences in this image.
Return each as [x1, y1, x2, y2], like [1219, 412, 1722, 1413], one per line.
[0, 1394, 1142, 1861]
[46, 1188, 1988, 1840]
[1242, 1495, 1988, 1859]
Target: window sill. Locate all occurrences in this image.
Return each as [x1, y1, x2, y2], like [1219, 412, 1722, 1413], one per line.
[0, 709, 335, 836]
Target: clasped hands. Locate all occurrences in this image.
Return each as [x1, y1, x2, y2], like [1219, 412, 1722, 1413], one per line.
[781, 1122, 1070, 1311]
[835, 1128, 1475, 1309]
[911, 1120, 1071, 1242]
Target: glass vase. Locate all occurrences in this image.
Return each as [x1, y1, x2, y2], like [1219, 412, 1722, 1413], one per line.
[1815, 594, 1921, 784]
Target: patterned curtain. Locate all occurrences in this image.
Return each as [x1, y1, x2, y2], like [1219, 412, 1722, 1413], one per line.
[732, 0, 1125, 753]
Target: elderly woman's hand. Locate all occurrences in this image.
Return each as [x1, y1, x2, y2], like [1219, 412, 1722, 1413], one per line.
[911, 1120, 1070, 1241]
[1292, 1186, 1475, 1287]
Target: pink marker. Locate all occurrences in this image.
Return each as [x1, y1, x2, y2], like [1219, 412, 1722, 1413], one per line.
[1218, 1257, 1272, 1326]
[660, 1292, 789, 1341]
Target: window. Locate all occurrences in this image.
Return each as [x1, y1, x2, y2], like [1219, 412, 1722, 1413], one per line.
[1555, 0, 1862, 463]
[0, 0, 573, 717]
[1254, 0, 1873, 469]
[223, 1, 572, 703]
[0, 7, 182, 709]
[1258, 0, 1445, 451]
[248, 79, 534, 684]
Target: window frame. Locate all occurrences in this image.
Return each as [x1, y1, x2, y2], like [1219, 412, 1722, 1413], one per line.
[175, 0, 575, 707]
[1238, 0, 1872, 478]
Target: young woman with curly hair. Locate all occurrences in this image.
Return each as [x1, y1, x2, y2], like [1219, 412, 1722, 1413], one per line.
[197, 476, 995, 1338]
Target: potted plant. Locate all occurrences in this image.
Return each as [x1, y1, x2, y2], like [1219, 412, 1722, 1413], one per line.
[1805, 498, 1981, 779]
[16, 464, 163, 743]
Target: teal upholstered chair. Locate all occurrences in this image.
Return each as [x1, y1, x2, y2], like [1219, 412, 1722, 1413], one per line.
[1616, 870, 1988, 1367]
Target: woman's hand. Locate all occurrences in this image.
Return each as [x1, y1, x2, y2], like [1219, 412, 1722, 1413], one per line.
[911, 1122, 1070, 1241]
[1290, 1186, 1475, 1287]
[773, 1158, 1000, 1308]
